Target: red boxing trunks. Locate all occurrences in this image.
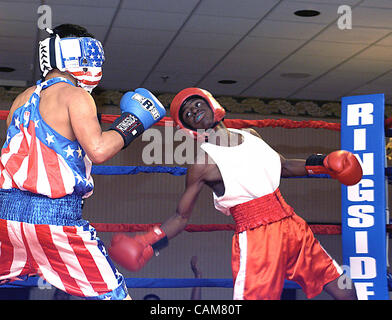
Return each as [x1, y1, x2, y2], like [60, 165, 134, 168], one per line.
[230, 189, 342, 300]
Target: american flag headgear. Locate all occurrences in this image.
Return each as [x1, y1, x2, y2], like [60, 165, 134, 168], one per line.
[39, 29, 105, 93]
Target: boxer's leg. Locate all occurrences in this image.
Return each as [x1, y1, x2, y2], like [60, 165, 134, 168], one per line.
[286, 214, 357, 300]
[323, 275, 358, 300]
[232, 220, 288, 300]
[22, 221, 130, 300]
[0, 219, 32, 283]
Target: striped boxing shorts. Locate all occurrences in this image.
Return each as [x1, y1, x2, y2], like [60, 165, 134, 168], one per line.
[0, 189, 128, 300]
[230, 188, 342, 300]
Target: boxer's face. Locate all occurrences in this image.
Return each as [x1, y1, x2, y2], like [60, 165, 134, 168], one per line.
[180, 97, 214, 130]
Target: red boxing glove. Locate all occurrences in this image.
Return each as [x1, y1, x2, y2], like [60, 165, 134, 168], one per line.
[305, 150, 362, 186]
[108, 227, 168, 272]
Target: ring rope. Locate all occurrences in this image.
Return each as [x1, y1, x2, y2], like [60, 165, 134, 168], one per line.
[91, 165, 331, 178]
[1, 110, 392, 130]
[90, 222, 392, 235]
[98, 114, 389, 131]
[2, 276, 391, 291]
[94, 114, 343, 130]
[92, 165, 392, 184]
[0, 276, 301, 289]
[92, 165, 188, 176]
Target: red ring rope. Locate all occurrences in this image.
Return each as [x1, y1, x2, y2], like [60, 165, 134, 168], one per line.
[90, 222, 392, 235]
[1, 110, 392, 130]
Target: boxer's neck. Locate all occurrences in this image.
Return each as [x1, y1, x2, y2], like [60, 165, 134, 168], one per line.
[209, 123, 244, 147]
[45, 69, 77, 86]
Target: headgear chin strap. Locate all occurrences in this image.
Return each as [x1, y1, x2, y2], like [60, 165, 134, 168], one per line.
[39, 28, 105, 93]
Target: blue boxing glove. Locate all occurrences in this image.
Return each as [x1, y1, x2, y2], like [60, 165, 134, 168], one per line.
[109, 88, 166, 148]
[121, 88, 166, 128]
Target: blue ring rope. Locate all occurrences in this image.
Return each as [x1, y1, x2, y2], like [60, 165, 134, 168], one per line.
[92, 165, 392, 183]
[92, 165, 188, 176]
[2, 276, 391, 290]
[92, 165, 330, 179]
[0, 276, 301, 290]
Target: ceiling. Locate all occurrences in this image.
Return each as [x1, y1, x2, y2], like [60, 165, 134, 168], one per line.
[1, 0, 392, 103]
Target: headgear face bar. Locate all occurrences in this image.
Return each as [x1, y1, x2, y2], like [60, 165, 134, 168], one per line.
[39, 28, 105, 93]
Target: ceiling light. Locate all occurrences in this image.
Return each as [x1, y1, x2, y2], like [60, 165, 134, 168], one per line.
[294, 10, 320, 17]
[280, 72, 311, 79]
[0, 67, 15, 72]
[218, 80, 237, 84]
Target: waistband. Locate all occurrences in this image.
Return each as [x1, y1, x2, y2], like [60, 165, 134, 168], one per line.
[229, 188, 294, 233]
[0, 188, 86, 226]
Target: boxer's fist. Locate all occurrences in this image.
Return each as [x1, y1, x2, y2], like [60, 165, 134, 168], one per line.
[120, 88, 166, 129]
[108, 233, 153, 272]
[108, 227, 168, 272]
[306, 150, 362, 186]
[323, 150, 362, 186]
[109, 88, 166, 148]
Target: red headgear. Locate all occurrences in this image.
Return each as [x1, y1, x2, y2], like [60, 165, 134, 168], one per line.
[170, 88, 226, 140]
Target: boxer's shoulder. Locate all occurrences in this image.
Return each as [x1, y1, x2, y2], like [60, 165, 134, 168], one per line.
[194, 147, 217, 170]
[246, 128, 261, 138]
[15, 85, 36, 105]
[187, 151, 221, 185]
[7, 85, 37, 125]
[54, 81, 88, 98]
[51, 83, 94, 111]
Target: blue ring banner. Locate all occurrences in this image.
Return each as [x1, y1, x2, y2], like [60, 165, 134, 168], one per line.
[341, 94, 389, 300]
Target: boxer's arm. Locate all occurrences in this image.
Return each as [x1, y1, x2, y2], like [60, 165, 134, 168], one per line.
[247, 129, 307, 177]
[109, 155, 208, 271]
[108, 172, 204, 272]
[160, 163, 206, 239]
[280, 151, 362, 185]
[280, 154, 307, 177]
[108, 170, 204, 272]
[305, 151, 362, 185]
[68, 87, 124, 163]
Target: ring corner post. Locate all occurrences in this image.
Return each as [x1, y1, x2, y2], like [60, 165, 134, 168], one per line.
[341, 94, 389, 300]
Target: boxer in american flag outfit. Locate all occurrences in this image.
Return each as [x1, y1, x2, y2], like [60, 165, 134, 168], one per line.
[0, 24, 166, 300]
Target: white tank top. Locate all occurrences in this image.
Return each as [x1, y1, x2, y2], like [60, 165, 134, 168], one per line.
[200, 128, 281, 215]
